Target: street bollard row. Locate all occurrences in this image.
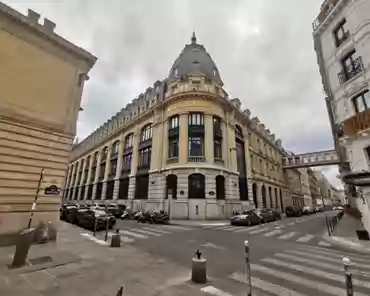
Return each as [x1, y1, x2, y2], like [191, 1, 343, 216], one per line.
[343, 257, 354, 296]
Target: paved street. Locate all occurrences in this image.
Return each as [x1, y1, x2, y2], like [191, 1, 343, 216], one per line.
[77, 211, 370, 295]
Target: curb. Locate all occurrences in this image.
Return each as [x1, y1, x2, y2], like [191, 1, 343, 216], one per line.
[321, 235, 370, 254]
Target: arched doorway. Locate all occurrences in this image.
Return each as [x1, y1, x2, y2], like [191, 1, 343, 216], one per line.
[280, 189, 284, 212]
[252, 183, 258, 208]
[188, 174, 205, 199]
[275, 188, 278, 210]
[166, 174, 177, 199]
[262, 185, 266, 208]
[215, 175, 225, 199]
[268, 187, 272, 208]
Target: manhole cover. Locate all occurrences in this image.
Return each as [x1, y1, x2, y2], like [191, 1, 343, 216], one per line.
[28, 256, 53, 265]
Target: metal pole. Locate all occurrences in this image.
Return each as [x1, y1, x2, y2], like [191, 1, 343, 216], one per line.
[325, 213, 331, 236]
[343, 257, 354, 296]
[244, 240, 252, 296]
[27, 168, 44, 229]
[105, 218, 109, 241]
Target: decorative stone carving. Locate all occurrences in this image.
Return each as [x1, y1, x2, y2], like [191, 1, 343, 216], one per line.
[251, 117, 259, 124]
[230, 98, 242, 110]
[344, 81, 369, 97]
[242, 109, 251, 119]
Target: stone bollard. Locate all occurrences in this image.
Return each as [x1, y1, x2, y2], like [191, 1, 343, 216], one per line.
[111, 229, 121, 248]
[12, 228, 35, 268]
[191, 249, 207, 284]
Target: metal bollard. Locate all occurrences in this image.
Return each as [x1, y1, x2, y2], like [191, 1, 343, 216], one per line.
[116, 286, 123, 296]
[191, 249, 207, 284]
[111, 229, 121, 248]
[12, 228, 35, 268]
[325, 213, 331, 236]
[343, 257, 354, 296]
[104, 218, 109, 242]
[244, 240, 252, 296]
[93, 217, 97, 236]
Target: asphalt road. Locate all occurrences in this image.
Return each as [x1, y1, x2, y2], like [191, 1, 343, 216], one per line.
[88, 211, 370, 296]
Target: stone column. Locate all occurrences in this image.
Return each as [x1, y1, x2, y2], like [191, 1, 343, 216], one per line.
[256, 182, 263, 208]
[221, 120, 228, 166]
[72, 161, 81, 200]
[227, 124, 238, 174]
[113, 135, 125, 200]
[161, 120, 169, 167]
[64, 166, 72, 199]
[101, 143, 112, 200]
[150, 123, 161, 171]
[92, 151, 102, 201]
[128, 128, 141, 200]
[84, 154, 93, 200]
[204, 114, 213, 163]
[77, 158, 87, 200]
[178, 114, 188, 164]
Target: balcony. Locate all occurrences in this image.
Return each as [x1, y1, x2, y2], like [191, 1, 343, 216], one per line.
[167, 157, 178, 164]
[312, 0, 340, 31]
[338, 57, 364, 84]
[343, 108, 370, 137]
[335, 31, 349, 47]
[188, 156, 206, 162]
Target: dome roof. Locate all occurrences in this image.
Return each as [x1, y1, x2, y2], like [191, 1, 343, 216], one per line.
[168, 33, 223, 85]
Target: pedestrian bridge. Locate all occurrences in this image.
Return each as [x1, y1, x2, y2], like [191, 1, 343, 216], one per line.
[282, 149, 340, 169]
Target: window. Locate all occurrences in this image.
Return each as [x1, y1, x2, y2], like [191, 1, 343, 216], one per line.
[189, 136, 204, 156]
[112, 140, 119, 155]
[352, 90, 370, 113]
[168, 137, 179, 158]
[109, 161, 117, 178]
[138, 147, 152, 167]
[213, 116, 222, 134]
[339, 50, 363, 83]
[334, 19, 349, 47]
[169, 116, 179, 129]
[93, 152, 99, 166]
[124, 133, 134, 149]
[85, 156, 90, 170]
[141, 124, 152, 142]
[122, 154, 132, 172]
[102, 146, 108, 161]
[188, 174, 205, 199]
[213, 68, 217, 76]
[214, 139, 222, 159]
[188, 113, 204, 126]
[173, 67, 179, 76]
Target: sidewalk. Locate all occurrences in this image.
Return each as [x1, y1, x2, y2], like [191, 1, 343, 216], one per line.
[0, 222, 208, 296]
[322, 213, 370, 254]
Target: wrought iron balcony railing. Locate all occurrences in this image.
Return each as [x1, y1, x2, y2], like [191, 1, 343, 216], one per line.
[338, 57, 364, 84]
[188, 156, 206, 162]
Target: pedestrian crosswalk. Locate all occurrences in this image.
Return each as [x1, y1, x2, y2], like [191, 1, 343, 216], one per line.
[202, 222, 330, 247]
[81, 224, 192, 245]
[205, 245, 370, 296]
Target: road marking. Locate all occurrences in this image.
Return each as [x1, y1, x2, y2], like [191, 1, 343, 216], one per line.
[201, 223, 229, 227]
[264, 229, 284, 237]
[250, 263, 365, 296]
[80, 233, 108, 245]
[287, 222, 295, 226]
[200, 286, 233, 296]
[212, 226, 232, 230]
[230, 272, 307, 296]
[261, 257, 370, 290]
[161, 225, 191, 231]
[222, 226, 240, 231]
[234, 226, 258, 233]
[318, 241, 331, 247]
[132, 228, 161, 236]
[296, 234, 314, 242]
[143, 227, 171, 234]
[278, 231, 297, 240]
[249, 227, 271, 235]
[118, 230, 148, 238]
[107, 232, 134, 243]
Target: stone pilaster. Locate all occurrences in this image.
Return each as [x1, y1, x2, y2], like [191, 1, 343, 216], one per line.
[130, 128, 141, 175]
[128, 175, 136, 202]
[84, 155, 93, 200]
[113, 135, 124, 200]
[101, 143, 112, 200]
[178, 114, 188, 164]
[77, 158, 87, 200]
[92, 151, 102, 201]
[72, 161, 81, 200]
[256, 182, 263, 208]
[247, 178, 254, 204]
[204, 114, 213, 163]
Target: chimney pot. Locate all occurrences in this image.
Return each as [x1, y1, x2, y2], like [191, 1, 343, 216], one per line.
[27, 9, 40, 24]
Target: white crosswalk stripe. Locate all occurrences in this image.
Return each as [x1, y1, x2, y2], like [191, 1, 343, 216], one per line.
[278, 231, 297, 240]
[249, 227, 272, 235]
[296, 234, 314, 242]
[223, 246, 370, 296]
[142, 227, 171, 234]
[264, 229, 283, 237]
[118, 230, 148, 238]
[132, 228, 162, 236]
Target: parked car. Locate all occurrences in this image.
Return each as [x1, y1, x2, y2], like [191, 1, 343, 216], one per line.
[66, 205, 89, 224]
[60, 204, 77, 220]
[271, 209, 282, 220]
[230, 210, 261, 226]
[285, 206, 302, 217]
[105, 203, 124, 218]
[78, 209, 116, 231]
[252, 208, 275, 223]
[302, 206, 313, 215]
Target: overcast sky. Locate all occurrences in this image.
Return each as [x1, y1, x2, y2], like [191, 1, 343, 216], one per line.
[5, 0, 342, 188]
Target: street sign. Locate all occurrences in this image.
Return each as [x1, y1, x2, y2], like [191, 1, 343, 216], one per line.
[44, 185, 60, 195]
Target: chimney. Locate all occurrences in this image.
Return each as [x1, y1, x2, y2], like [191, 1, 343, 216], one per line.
[27, 9, 40, 24]
[43, 18, 56, 33]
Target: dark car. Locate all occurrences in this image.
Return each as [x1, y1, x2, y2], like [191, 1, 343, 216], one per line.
[285, 206, 302, 217]
[105, 203, 124, 218]
[78, 209, 116, 231]
[60, 204, 77, 220]
[230, 210, 261, 226]
[302, 206, 313, 215]
[271, 209, 282, 220]
[66, 205, 89, 224]
[252, 208, 275, 223]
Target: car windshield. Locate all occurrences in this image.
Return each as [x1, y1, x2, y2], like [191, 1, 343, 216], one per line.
[94, 210, 107, 216]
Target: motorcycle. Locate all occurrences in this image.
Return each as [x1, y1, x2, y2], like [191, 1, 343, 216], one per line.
[151, 211, 169, 224]
[137, 211, 153, 223]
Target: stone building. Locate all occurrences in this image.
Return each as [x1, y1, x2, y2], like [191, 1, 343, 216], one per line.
[307, 168, 321, 207]
[299, 168, 313, 207]
[66, 34, 296, 219]
[0, 3, 96, 241]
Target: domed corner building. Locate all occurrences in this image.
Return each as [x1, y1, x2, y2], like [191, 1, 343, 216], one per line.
[65, 33, 290, 220]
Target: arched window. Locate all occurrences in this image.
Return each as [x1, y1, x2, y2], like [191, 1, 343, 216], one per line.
[141, 124, 152, 142]
[166, 174, 177, 199]
[215, 175, 225, 199]
[188, 174, 205, 199]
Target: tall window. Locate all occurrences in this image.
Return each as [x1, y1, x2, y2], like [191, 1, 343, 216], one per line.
[352, 90, 370, 113]
[188, 113, 204, 126]
[333, 19, 349, 47]
[141, 124, 152, 142]
[339, 50, 363, 83]
[124, 133, 134, 149]
[213, 116, 222, 160]
[138, 147, 152, 168]
[102, 146, 108, 162]
[188, 113, 205, 159]
[122, 154, 132, 173]
[112, 140, 119, 155]
[168, 116, 179, 159]
[188, 136, 204, 156]
[235, 124, 248, 201]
